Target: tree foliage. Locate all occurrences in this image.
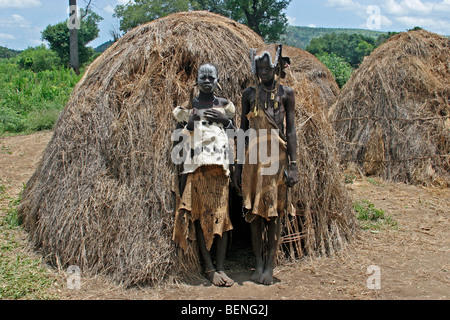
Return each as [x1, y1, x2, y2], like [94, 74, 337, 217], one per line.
[316, 52, 353, 88]
[114, 0, 290, 42]
[219, 0, 290, 42]
[17, 45, 61, 72]
[0, 57, 82, 134]
[306, 32, 399, 68]
[306, 33, 377, 68]
[282, 26, 388, 50]
[375, 31, 399, 46]
[41, 9, 102, 67]
[114, 0, 192, 33]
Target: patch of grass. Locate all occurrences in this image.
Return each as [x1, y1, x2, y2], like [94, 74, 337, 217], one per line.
[353, 200, 397, 231]
[0, 242, 57, 299]
[344, 174, 356, 184]
[1, 145, 12, 154]
[0, 186, 58, 299]
[2, 186, 23, 229]
[0, 183, 6, 199]
[366, 177, 384, 186]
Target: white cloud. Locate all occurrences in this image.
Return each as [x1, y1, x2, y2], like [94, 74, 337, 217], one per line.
[30, 38, 44, 46]
[308, 24, 317, 28]
[11, 14, 25, 23]
[384, 0, 405, 14]
[0, 0, 41, 9]
[384, 0, 435, 15]
[0, 14, 31, 28]
[402, 0, 433, 14]
[117, 0, 134, 5]
[395, 15, 450, 31]
[327, 0, 361, 9]
[104, 5, 115, 14]
[0, 32, 15, 40]
[434, 0, 450, 12]
[381, 0, 450, 33]
[381, 15, 394, 28]
[105, 1, 134, 14]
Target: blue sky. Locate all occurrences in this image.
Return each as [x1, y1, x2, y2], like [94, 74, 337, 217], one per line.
[1, 0, 449, 50]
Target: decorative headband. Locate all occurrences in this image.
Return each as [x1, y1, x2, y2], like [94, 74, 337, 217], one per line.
[250, 44, 290, 79]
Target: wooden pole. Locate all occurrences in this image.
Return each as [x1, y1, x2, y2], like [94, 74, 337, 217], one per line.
[69, 0, 80, 75]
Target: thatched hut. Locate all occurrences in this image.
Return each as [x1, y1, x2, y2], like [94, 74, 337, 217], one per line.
[18, 11, 355, 286]
[279, 46, 355, 258]
[330, 30, 450, 186]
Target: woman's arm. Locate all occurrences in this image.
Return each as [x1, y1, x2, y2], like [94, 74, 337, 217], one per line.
[284, 86, 298, 187]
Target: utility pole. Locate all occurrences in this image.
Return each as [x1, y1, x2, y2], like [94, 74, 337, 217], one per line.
[69, 0, 80, 74]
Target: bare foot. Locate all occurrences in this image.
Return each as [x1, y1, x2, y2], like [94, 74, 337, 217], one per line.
[218, 271, 234, 287]
[258, 270, 274, 285]
[250, 266, 264, 283]
[205, 270, 233, 287]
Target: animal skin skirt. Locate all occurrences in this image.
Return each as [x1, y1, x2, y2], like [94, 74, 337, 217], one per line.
[173, 165, 232, 251]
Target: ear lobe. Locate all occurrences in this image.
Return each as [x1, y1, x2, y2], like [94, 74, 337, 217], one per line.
[280, 57, 291, 78]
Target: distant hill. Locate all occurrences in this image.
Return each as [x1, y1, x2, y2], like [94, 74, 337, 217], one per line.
[0, 46, 21, 59]
[281, 26, 388, 49]
[95, 40, 114, 53]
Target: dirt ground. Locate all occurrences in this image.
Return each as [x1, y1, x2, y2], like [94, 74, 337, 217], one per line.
[0, 130, 448, 300]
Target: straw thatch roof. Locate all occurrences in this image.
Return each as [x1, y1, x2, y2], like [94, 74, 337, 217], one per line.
[281, 46, 355, 258]
[330, 29, 450, 186]
[18, 11, 355, 286]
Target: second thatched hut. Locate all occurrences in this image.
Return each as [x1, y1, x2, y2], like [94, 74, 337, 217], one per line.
[330, 29, 450, 186]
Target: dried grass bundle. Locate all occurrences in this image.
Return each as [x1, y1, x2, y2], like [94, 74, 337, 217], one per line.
[330, 30, 450, 186]
[18, 11, 355, 286]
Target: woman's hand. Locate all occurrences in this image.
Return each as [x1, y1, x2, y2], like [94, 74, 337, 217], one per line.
[285, 165, 298, 188]
[203, 109, 230, 126]
[186, 109, 201, 131]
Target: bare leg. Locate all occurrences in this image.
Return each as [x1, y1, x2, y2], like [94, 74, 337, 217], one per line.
[260, 216, 282, 285]
[250, 216, 264, 282]
[216, 231, 234, 286]
[194, 221, 232, 287]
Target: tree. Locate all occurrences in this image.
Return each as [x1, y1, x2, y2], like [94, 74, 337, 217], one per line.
[18, 45, 61, 72]
[375, 31, 399, 46]
[114, 0, 291, 42]
[42, 9, 102, 68]
[220, 0, 291, 42]
[195, 0, 229, 16]
[316, 52, 353, 88]
[114, 0, 192, 33]
[306, 33, 376, 68]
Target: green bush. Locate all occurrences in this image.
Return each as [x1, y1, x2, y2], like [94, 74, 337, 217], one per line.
[0, 58, 82, 135]
[353, 200, 397, 230]
[316, 52, 353, 88]
[17, 45, 61, 72]
[306, 32, 376, 67]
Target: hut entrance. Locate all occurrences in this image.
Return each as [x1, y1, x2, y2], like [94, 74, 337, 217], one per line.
[226, 188, 253, 270]
[225, 188, 306, 269]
